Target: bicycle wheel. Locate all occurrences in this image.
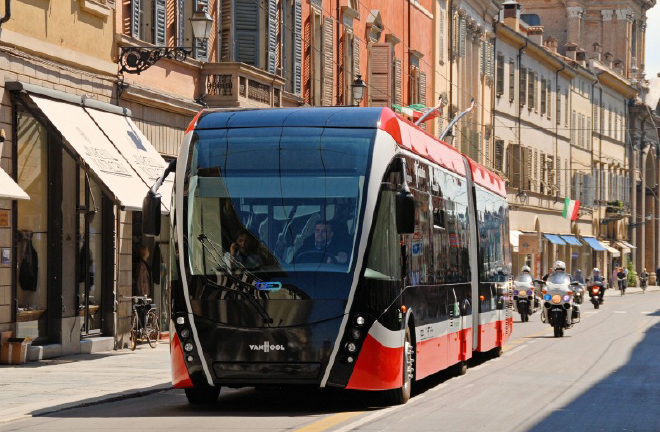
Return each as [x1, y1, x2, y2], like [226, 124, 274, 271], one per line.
[130, 310, 139, 351]
[146, 310, 160, 348]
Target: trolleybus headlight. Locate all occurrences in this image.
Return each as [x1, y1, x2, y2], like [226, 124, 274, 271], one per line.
[355, 315, 365, 326]
[350, 328, 361, 340]
[345, 342, 357, 353]
[346, 356, 354, 364]
[186, 355, 194, 362]
[176, 316, 186, 325]
[183, 342, 194, 352]
[180, 328, 190, 339]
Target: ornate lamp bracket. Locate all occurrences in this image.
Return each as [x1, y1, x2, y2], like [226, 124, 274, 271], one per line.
[119, 46, 193, 75]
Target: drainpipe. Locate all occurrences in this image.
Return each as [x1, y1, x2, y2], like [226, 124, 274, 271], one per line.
[448, 0, 454, 117]
[517, 39, 527, 154]
[0, 0, 11, 26]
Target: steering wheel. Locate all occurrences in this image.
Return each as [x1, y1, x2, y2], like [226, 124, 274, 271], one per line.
[295, 250, 327, 263]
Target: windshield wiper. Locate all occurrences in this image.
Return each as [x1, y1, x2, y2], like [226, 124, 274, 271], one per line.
[197, 235, 274, 324]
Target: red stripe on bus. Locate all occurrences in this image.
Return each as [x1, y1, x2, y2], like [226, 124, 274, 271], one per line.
[171, 333, 193, 388]
[346, 334, 403, 390]
[185, 110, 204, 134]
[415, 328, 470, 380]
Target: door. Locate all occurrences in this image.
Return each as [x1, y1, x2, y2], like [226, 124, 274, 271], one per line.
[448, 288, 461, 364]
[78, 170, 104, 336]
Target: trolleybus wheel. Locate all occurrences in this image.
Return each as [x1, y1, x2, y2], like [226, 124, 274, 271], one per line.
[453, 361, 467, 376]
[185, 386, 221, 405]
[388, 326, 414, 405]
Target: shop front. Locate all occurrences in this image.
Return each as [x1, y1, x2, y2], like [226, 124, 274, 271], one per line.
[8, 82, 172, 358]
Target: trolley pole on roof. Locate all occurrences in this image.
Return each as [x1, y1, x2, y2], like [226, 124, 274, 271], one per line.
[414, 92, 449, 127]
[439, 100, 476, 141]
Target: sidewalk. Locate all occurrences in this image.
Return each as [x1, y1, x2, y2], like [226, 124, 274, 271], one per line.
[604, 284, 660, 296]
[0, 341, 171, 424]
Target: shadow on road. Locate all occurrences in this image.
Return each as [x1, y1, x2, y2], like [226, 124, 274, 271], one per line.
[523, 308, 660, 432]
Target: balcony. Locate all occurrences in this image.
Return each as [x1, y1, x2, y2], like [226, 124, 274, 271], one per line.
[201, 62, 286, 108]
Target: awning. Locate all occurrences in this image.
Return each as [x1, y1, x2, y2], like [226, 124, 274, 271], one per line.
[582, 237, 607, 251]
[85, 108, 172, 214]
[620, 240, 636, 249]
[510, 230, 523, 252]
[615, 241, 632, 253]
[560, 235, 582, 246]
[601, 241, 621, 257]
[0, 167, 29, 200]
[25, 95, 148, 211]
[544, 233, 567, 245]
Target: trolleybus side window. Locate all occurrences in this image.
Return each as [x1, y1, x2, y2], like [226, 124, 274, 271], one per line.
[364, 187, 401, 281]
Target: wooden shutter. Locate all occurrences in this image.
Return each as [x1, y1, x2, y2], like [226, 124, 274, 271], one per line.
[509, 60, 515, 102]
[178, 0, 186, 46]
[556, 85, 561, 125]
[459, 16, 466, 57]
[438, 8, 444, 62]
[547, 156, 555, 195]
[522, 147, 532, 190]
[494, 140, 504, 172]
[234, 0, 258, 65]
[369, 43, 392, 107]
[480, 41, 486, 76]
[507, 144, 521, 189]
[266, 0, 277, 73]
[533, 149, 538, 192]
[353, 37, 360, 80]
[153, 0, 166, 46]
[496, 52, 504, 95]
[293, 0, 302, 95]
[556, 157, 562, 194]
[534, 72, 538, 110]
[539, 152, 545, 193]
[520, 66, 526, 107]
[220, 0, 231, 61]
[540, 79, 546, 115]
[193, 0, 210, 61]
[322, 16, 334, 106]
[394, 58, 402, 106]
[527, 70, 534, 108]
[131, 0, 141, 38]
[420, 72, 427, 106]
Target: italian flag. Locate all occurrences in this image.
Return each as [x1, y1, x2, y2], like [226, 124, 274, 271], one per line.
[392, 104, 441, 123]
[563, 197, 580, 220]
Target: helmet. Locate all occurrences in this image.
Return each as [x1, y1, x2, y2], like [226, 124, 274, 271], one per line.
[593, 268, 600, 273]
[521, 265, 531, 273]
[553, 261, 566, 271]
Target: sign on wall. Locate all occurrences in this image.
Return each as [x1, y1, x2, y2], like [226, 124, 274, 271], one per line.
[519, 234, 540, 254]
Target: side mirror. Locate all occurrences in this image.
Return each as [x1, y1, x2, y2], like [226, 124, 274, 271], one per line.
[142, 190, 162, 237]
[396, 190, 415, 234]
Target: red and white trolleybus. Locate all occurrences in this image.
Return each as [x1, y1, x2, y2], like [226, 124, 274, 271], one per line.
[143, 107, 513, 405]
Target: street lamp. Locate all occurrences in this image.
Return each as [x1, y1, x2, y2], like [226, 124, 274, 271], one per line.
[351, 74, 367, 106]
[119, 5, 213, 75]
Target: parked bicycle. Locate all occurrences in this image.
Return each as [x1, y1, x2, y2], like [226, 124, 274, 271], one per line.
[126, 296, 160, 350]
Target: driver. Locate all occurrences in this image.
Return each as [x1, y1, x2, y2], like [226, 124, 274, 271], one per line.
[295, 220, 348, 265]
[521, 265, 531, 275]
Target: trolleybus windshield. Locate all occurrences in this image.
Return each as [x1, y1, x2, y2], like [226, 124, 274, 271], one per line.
[185, 126, 374, 300]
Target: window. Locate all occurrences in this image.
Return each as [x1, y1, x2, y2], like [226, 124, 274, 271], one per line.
[527, 69, 534, 109]
[183, 0, 212, 61]
[341, 30, 355, 105]
[369, 43, 393, 107]
[131, 0, 166, 46]
[496, 52, 504, 96]
[311, 11, 323, 105]
[572, 110, 576, 145]
[547, 80, 552, 120]
[494, 139, 504, 172]
[541, 78, 547, 115]
[556, 85, 561, 124]
[533, 72, 538, 111]
[509, 59, 515, 102]
[520, 67, 527, 107]
[438, 7, 445, 63]
[608, 107, 612, 137]
[282, 0, 303, 95]
[565, 90, 569, 126]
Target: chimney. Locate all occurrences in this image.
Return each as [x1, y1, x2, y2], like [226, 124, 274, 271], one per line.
[502, 0, 521, 32]
[544, 36, 558, 53]
[613, 59, 624, 75]
[604, 52, 613, 68]
[565, 42, 578, 61]
[528, 26, 544, 46]
[576, 49, 587, 66]
[592, 42, 602, 61]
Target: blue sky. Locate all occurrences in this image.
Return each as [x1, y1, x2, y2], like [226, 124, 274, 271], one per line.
[646, 5, 660, 79]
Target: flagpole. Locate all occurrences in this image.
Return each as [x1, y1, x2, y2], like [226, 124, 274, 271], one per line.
[439, 100, 476, 140]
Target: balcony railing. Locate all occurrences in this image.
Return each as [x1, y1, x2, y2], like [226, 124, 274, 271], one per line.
[201, 62, 285, 108]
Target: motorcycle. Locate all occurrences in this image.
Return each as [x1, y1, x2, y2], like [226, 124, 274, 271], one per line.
[513, 273, 539, 322]
[572, 282, 585, 305]
[539, 273, 580, 337]
[586, 277, 605, 309]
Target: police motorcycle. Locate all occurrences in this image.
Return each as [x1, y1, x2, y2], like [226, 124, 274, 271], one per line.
[538, 261, 581, 337]
[586, 268, 606, 309]
[571, 269, 586, 305]
[513, 266, 540, 322]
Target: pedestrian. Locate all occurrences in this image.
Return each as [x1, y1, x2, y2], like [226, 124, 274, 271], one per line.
[655, 267, 660, 286]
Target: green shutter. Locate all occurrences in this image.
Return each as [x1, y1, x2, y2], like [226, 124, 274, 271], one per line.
[154, 0, 167, 46]
[178, 0, 185, 46]
[234, 0, 259, 66]
[193, 0, 209, 61]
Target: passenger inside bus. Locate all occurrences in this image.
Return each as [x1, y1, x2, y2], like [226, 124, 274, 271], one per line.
[295, 220, 348, 265]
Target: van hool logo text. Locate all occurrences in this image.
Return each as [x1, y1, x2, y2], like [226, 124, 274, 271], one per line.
[249, 341, 285, 352]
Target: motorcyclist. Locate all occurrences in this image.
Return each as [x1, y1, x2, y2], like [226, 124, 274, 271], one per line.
[552, 261, 580, 323]
[572, 269, 584, 284]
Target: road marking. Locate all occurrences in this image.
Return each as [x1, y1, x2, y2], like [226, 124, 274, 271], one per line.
[613, 311, 628, 314]
[504, 344, 529, 356]
[333, 403, 410, 432]
[641, 311, 653, 314]
[294, 412, 364, 432]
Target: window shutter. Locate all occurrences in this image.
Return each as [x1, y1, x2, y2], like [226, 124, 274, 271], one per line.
[533, 149, 538, 192]
[153, 0, 166, 46]
[523, 147, 532, 190]
[572, 110, 576, 145]
[438, 8, 444, 62]
[369, 43, 392, 107]
[565, 160, 569, 197]
[520, 66, 526, 107]
[540, 79, 546, 115]
[220, 0, 231, 61]
[322, 16, 334, 106]
[459, 17, 466, 58]
[353, 37, 360, 81]
[547, 81, 551, 119]
[194, 0, 210, 61]
[507, 144, 522, 188]
[539, 152, 545, 193]
[266, 0, 277, 74]
[556, 85, 561, 125]
[234, 0, 258, 65]
[420, 72, 427, 106]
[485, 133, 491, 167]
[290, 0, 302, 95]
[494, 140, 504, 172]
[480, 41, 486, 76]
[556, 157, 562, 194]
[487, 41, 493, 78]
[496, 52, 504, 95]
[509, 59, 515, 102]
[394, 58, 402, 106]
[131, 0, 141, 38]
[178, 0, 186, 46]
[587, 117, 591, 150]
[452, 14, 458, 54]
[547, 156, 554, 195]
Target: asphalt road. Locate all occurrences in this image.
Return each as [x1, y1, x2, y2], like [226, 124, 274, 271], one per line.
[3, 289, 659, 431]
